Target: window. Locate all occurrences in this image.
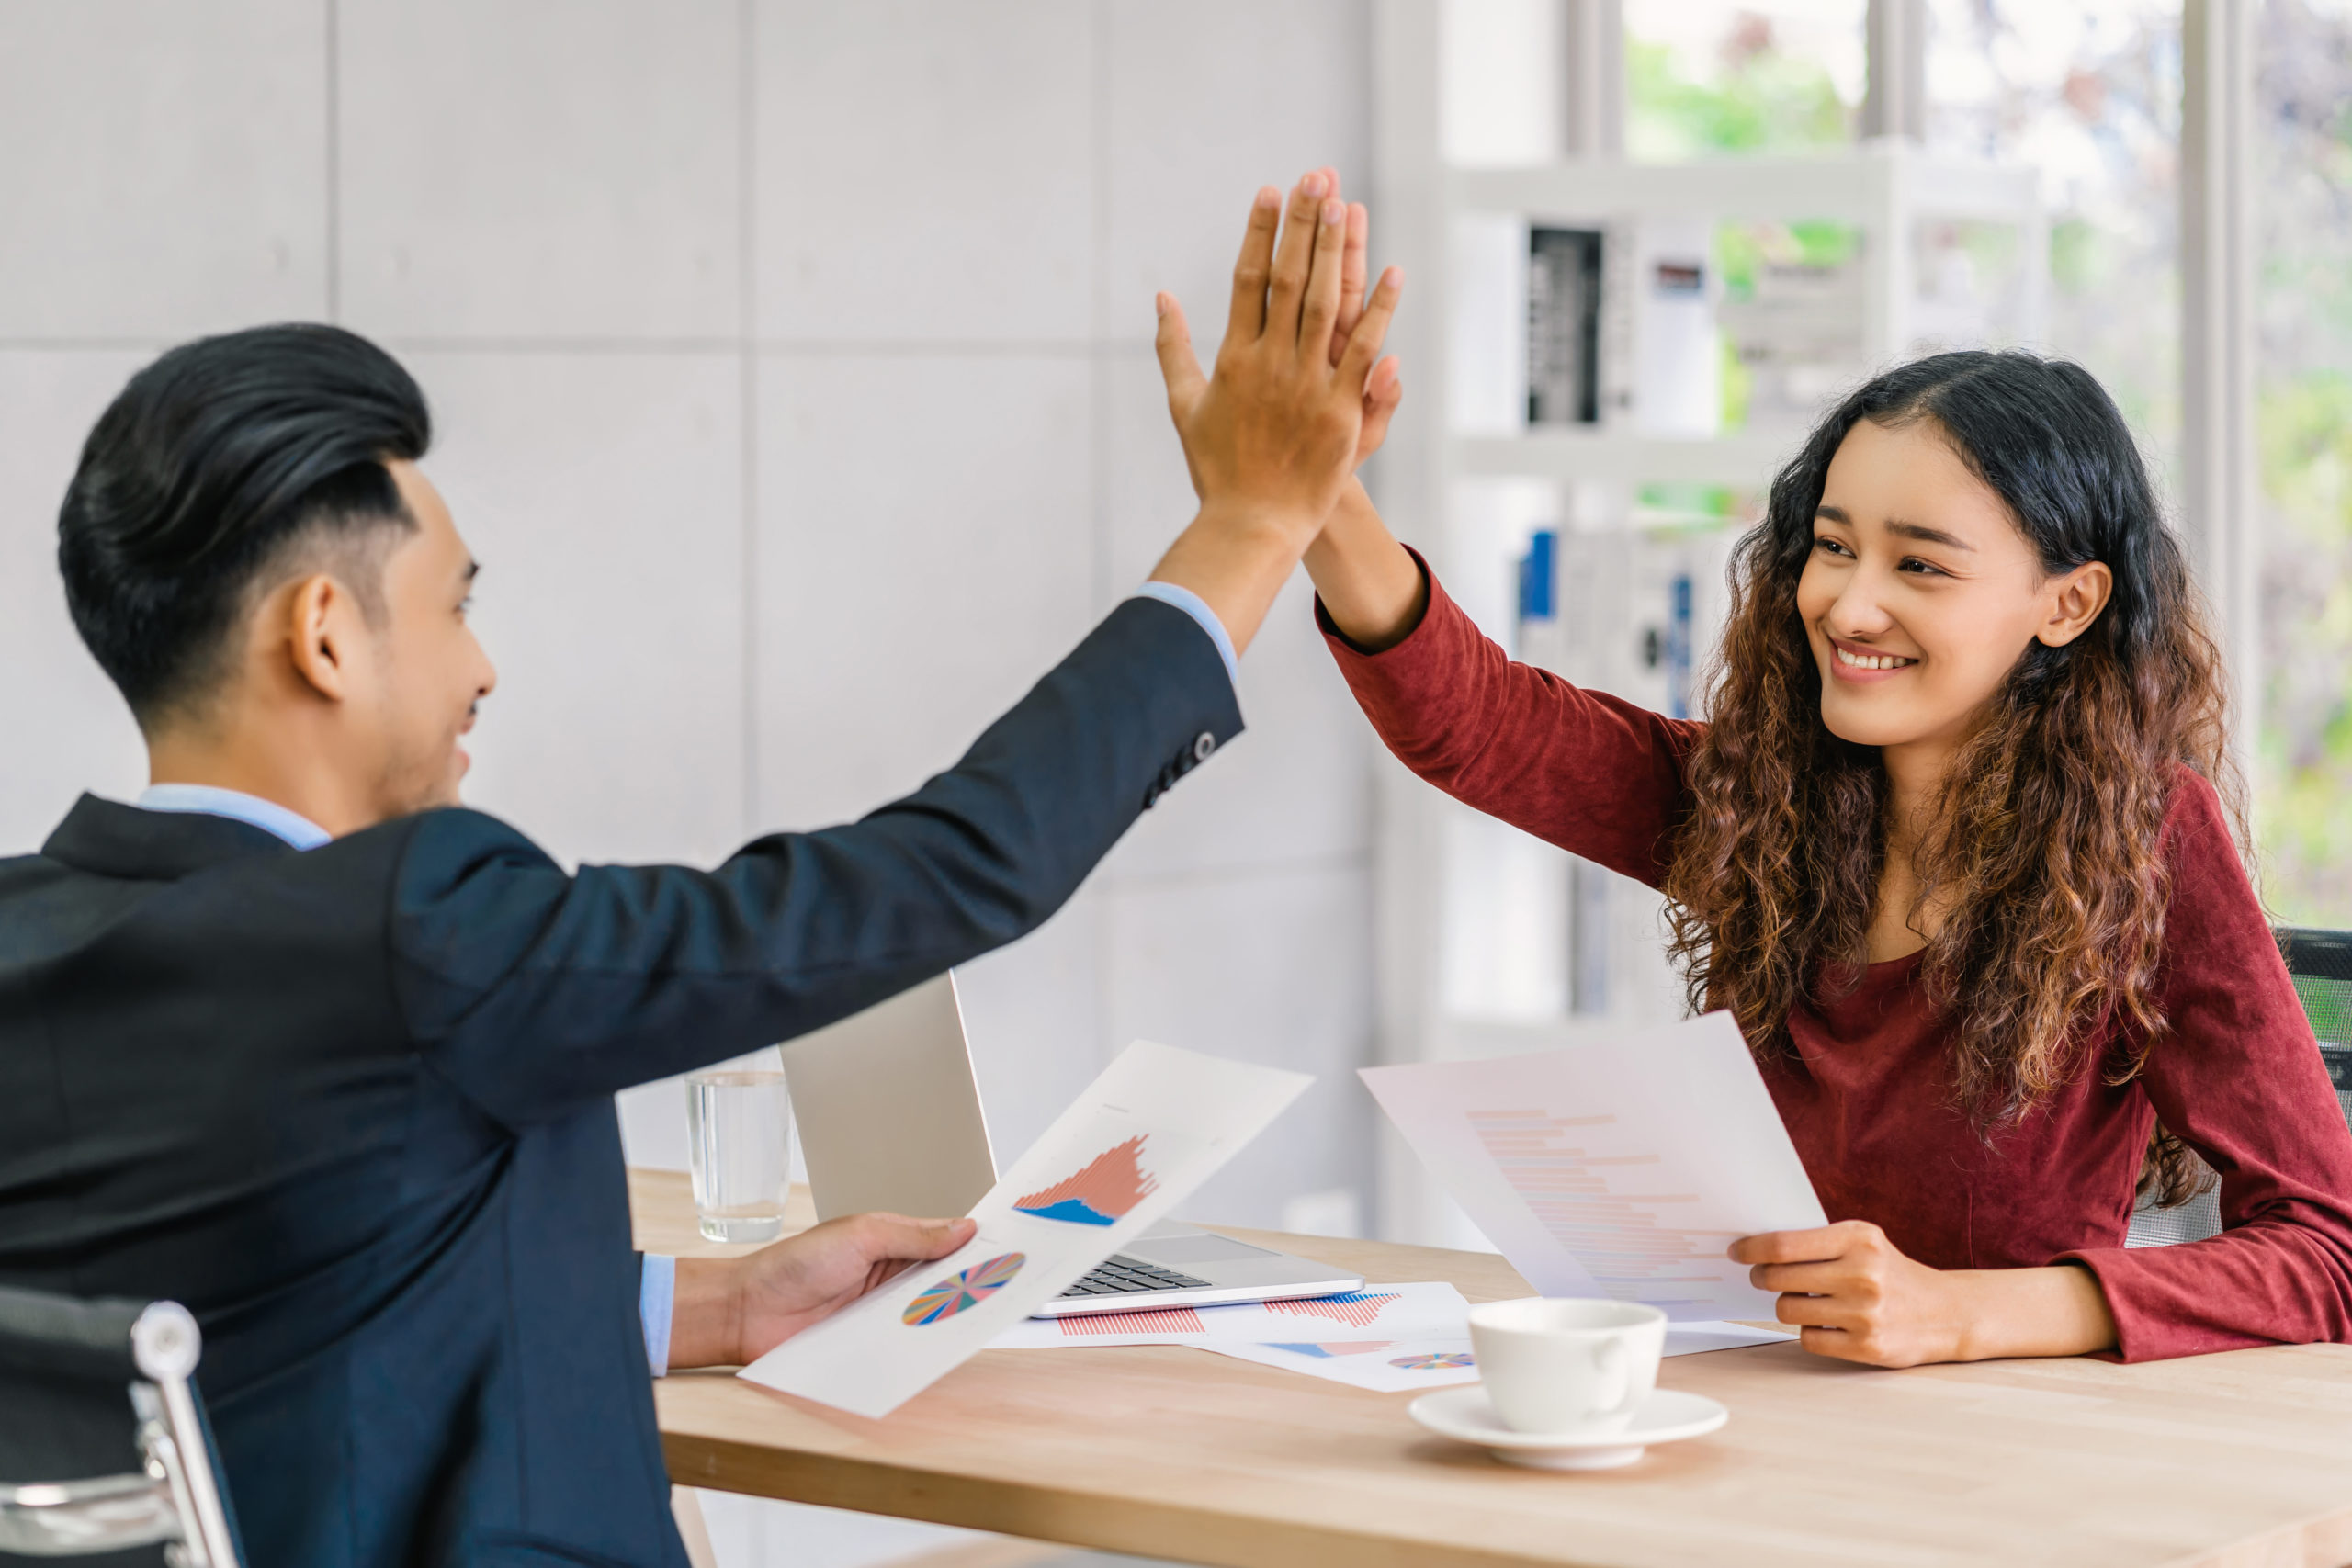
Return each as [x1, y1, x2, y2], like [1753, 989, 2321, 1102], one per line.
[2255, 0, 2352, 924]
[1626, 2, 1869, 159]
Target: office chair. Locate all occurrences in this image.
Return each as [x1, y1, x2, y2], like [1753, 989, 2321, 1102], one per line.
[0, 1285, 241, 1566]
[2125, 926, 2352, 1249]
[2278, 927, 2352, 1130]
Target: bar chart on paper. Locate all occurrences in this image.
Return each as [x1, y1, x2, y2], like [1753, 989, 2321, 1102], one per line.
[1264, 1291, 1405, 1327]
[1360, 1013, 1826, 1320]
[1012, 1135, 1160, 1226]
[1465, 1108, 1729, 1313]
[1054, 1305, 1205, 1337]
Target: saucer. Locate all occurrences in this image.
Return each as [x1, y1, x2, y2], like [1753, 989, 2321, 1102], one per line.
[1408, 1385, 1728, 1471]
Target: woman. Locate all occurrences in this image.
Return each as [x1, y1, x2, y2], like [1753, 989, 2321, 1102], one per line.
[1165, 296, 2352, 1361]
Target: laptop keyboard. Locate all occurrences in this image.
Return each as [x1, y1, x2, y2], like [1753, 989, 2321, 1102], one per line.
[1054, 1254, 1213, 1298]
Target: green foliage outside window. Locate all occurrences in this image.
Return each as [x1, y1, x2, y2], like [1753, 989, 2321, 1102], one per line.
[1626, 35, 1853, 160]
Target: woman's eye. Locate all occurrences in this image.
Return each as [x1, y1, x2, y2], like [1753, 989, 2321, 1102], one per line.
[1813, 536, 1851, 558]
[1897, 557, 1943, 577]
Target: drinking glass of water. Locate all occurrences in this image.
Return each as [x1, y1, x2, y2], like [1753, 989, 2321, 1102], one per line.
[685, 1065, 792, 1243]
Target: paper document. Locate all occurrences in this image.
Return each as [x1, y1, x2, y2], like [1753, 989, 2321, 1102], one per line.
[989, 1281, 1471, 1348]
[1205, 1336, 1486, 1391]
[1360, 1012, 1826, 1321]
[1221, 1324, 1795, 1391]
[989, 1281, 1792, 1393]
[740, 1040, 1310, 1417]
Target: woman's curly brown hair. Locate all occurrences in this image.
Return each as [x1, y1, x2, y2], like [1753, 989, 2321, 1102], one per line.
[1662, 352, 2245, 1207]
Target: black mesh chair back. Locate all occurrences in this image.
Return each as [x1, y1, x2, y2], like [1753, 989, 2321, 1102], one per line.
[2127, 926, 2352, 1248]
[0, 1286, 241, 1566]
[2277, 927, 2352, 1131]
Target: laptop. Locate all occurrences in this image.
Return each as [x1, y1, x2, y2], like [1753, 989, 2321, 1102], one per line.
[778, 975, 1365, 1317]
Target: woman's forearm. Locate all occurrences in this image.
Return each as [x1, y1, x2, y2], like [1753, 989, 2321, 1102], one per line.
[1953, 1264, 2119, 1360]
[1304, 478, 1426, 651]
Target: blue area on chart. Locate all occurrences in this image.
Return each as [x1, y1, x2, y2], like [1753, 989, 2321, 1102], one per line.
[1013, 1198, 1114, 1225]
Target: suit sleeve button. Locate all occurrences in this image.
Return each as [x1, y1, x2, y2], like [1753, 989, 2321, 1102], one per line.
[1193, 732, 1216, 762]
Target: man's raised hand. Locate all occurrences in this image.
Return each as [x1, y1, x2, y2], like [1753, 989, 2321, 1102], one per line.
[1153, 171, 1403, 544]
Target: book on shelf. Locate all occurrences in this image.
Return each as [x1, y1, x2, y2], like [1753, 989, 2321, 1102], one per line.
[1526, 227, 1603, 426]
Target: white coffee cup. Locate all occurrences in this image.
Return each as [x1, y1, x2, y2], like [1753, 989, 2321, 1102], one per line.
[1466, 1297, 1668, 1436]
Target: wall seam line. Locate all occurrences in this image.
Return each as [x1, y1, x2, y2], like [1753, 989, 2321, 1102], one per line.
[323, 0, 341, 321]
[738, 0, 761, 840]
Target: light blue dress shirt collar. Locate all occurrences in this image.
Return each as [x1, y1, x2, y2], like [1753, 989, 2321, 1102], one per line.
[134, 784, 333, 851]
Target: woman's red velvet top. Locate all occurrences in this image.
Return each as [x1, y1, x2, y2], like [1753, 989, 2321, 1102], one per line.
[1321, 560, 2352, 1360]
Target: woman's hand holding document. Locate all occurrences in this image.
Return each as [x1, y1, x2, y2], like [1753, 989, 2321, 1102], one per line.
[740, 1042, 1309, 1418]
[1360, 1013, 1827, 1326]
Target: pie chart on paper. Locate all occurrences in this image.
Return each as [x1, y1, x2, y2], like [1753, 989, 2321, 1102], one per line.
[902, 1252, 1026, 1325]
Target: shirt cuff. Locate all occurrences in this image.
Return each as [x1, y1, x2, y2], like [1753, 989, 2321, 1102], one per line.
[1128, 581, 1239, 686]
[639, 1253, 676, 1377]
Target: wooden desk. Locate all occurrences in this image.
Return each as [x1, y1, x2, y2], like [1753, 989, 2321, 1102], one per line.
[632, 1168, 2352, 1568]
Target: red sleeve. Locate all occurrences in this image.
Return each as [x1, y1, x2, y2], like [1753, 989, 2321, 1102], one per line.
[2059, 773, 2352, 1359]
[1317, 550, 1702, 889]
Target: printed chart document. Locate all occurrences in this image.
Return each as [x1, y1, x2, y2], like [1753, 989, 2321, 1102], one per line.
[991, 1280, 1790, 1390]
[990, 1280, 1472, 1348]
[1206, 1324, 1794, 1388]
[741, 1040, 1310, 1417]
[992, 1282, 1487, 1392]
[1360, 1011, 1826, 1321]
[1210, 1336, 1485, 1392]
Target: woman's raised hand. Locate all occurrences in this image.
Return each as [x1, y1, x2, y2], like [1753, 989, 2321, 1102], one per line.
[1152, 171, 1403, 542]
[1308, 164, 1404, 469]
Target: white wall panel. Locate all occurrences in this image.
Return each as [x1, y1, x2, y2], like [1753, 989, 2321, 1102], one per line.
[0, 351, 152, 853]
[1095, 346, 1200, 597]
[1104, 573, 1375, 883]
[0, 1, 326, 338]
[1097, 346, 1374, 881]
[1106, 861, 1374, 1228]
[1098, 0, 1373, 347]
[404, 350, 747, 869]
[755, 0, 1093, 344]
[753, 353, 1094, 829]
[954, 887, 1106, 1170]
[338, 0, 740, 340]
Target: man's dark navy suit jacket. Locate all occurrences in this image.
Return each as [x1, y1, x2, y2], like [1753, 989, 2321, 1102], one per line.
[0, 597, 1240, 1568]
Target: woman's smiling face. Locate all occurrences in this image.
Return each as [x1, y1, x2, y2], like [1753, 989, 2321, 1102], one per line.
[1795, 417, 2113, 757]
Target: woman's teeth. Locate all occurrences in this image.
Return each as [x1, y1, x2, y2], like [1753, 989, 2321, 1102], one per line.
[1836, 647, 1916, 671]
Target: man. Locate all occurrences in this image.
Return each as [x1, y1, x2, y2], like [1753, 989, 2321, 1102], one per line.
[0, 172, 1400, 1566]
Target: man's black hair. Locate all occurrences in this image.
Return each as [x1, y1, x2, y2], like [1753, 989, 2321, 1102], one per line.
[57, 322, 432, 727]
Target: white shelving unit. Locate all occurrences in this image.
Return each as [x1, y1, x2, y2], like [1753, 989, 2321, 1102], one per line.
[1364, 0, 2047, 1251]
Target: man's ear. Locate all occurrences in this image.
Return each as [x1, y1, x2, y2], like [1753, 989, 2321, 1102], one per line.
[284, 573, 359, 702]
[2037, 560, 2113, 649]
